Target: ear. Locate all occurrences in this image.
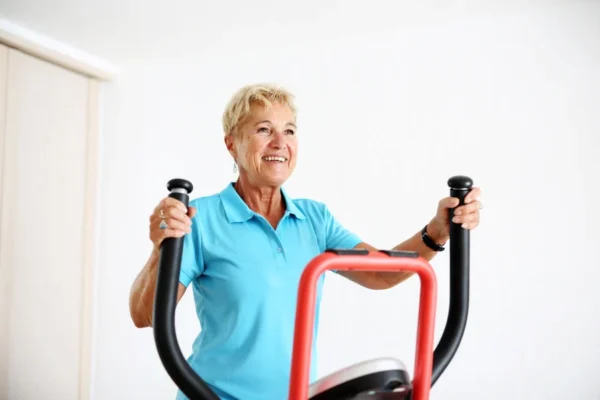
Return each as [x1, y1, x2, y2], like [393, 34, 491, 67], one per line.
[224, 134, 235, 157]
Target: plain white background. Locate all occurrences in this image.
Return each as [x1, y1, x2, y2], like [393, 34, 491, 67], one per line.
[2, 0, 600, 399]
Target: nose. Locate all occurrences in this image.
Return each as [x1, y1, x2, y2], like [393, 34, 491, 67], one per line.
[270, 129, 285, 148]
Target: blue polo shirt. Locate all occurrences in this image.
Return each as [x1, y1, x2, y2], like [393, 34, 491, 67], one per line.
[174, 182, 362, 400]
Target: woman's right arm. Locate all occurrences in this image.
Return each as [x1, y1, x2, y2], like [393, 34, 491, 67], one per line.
[129, 197, 195, 328]
[129, 250, 187, 328]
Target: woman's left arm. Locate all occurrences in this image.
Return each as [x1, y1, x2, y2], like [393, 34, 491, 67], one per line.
[336, 187, 482, 290]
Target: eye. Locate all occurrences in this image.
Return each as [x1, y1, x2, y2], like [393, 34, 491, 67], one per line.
[285, 129, 295, 135]
[257, 127, 270, 134]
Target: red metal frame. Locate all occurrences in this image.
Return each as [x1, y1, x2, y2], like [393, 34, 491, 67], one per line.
[288, 250, 438, 400]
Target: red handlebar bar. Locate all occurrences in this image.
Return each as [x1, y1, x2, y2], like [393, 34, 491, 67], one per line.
[288, 250, 437, 400]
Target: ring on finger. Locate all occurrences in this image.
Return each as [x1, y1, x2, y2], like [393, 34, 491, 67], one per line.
[159, 208, 166, 219]
[159, 220, 168, 230]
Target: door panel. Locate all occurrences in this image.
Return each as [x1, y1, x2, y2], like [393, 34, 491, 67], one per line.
[1, 47, 90, 400]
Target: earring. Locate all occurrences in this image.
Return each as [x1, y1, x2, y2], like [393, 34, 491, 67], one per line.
[233, 162, 238, 173]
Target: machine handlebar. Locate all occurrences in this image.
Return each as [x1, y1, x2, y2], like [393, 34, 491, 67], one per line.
[152, 179, 220, 400]
[431, 175, 472, 385]
[152, 176, 473, 400]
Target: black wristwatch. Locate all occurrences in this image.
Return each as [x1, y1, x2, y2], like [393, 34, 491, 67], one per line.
[421, 225, 445, 251]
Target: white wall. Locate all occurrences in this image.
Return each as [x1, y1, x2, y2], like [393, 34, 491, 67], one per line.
[2, 1, 600, 399]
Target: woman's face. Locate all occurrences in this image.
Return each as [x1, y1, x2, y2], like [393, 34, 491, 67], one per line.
[226, 102, 297, 188]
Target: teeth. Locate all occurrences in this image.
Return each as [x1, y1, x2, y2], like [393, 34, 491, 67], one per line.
[262, 156, 286, 162]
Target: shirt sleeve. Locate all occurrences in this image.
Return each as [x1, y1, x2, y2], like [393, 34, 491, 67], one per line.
[178, 215, 205, 287]
[323, 203, 362, 250]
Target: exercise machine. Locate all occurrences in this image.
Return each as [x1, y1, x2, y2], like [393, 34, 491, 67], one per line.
[153, 176, 473, 400]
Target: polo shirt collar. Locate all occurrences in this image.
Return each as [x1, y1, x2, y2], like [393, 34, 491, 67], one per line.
[220, 182, 306, 223]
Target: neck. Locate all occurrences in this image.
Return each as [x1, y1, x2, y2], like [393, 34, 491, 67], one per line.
[234, 176, 285, 221]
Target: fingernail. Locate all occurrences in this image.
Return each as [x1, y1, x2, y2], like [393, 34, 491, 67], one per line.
[455, 210, 462, 215]
[462, 223, 468, 229]
[453, 216, 460, 223]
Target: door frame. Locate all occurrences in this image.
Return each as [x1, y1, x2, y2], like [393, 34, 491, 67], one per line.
[0, 18, 118, 400]
[0, 17, 119, 80]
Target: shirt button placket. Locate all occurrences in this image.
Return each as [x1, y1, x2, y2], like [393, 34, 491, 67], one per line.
[274, 232, 285, 265]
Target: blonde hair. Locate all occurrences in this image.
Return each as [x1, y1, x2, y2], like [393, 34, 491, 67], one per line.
[222, 83, 297, 136]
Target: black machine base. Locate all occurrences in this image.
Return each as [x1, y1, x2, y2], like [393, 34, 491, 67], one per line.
[353, 392, 411, 399]
[308, 358, 412, 400]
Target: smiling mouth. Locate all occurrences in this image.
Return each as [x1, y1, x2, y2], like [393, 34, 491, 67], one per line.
[262, 156, 287, 162]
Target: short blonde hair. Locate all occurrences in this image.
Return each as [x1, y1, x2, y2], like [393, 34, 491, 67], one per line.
[222, 83, 297, 136]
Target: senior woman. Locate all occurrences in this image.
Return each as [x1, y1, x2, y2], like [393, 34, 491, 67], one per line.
[129, 83, 482, 400]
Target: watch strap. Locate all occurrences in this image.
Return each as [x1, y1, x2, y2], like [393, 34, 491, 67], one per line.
[421, 225, 445, 252]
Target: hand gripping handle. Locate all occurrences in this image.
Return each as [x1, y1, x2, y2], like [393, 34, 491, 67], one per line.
[152, 178, 220, 400]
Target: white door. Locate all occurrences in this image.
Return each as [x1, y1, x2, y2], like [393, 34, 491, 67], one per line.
[0, 43, 98, 400]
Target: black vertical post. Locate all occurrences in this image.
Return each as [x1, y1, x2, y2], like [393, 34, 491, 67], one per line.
[153, 178, 220, 400]
[431, 175, 473, 386]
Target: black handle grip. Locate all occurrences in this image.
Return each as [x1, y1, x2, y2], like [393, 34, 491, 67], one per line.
[153, 178, 220, 400]
[431, 175, 473, 386]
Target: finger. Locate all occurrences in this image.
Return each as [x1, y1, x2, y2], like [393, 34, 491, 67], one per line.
[151, 214, 191, 232]
[164, 206, 192, 225]
[461, 220, 479, 230]
[439, 196, 460, 209]
[151, 227, 186, 243]
[465, 200, 482, 214]
[166, 197, 188, 213]
[152, 206, 192, 228]
[165, 218, 191, 233]
[453, 211, 478, 224]
[188, 206, 197, 218]
[149, 216, 191, 244]
[150, 223, 189, 245]
[153, 198, 167, 214]
[454, 200, 481, 216]
[465, 187, 481, 204]
[164, 226, 188, 237]
[452, 210, 479, 224]
[154, 197, 188, 214]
